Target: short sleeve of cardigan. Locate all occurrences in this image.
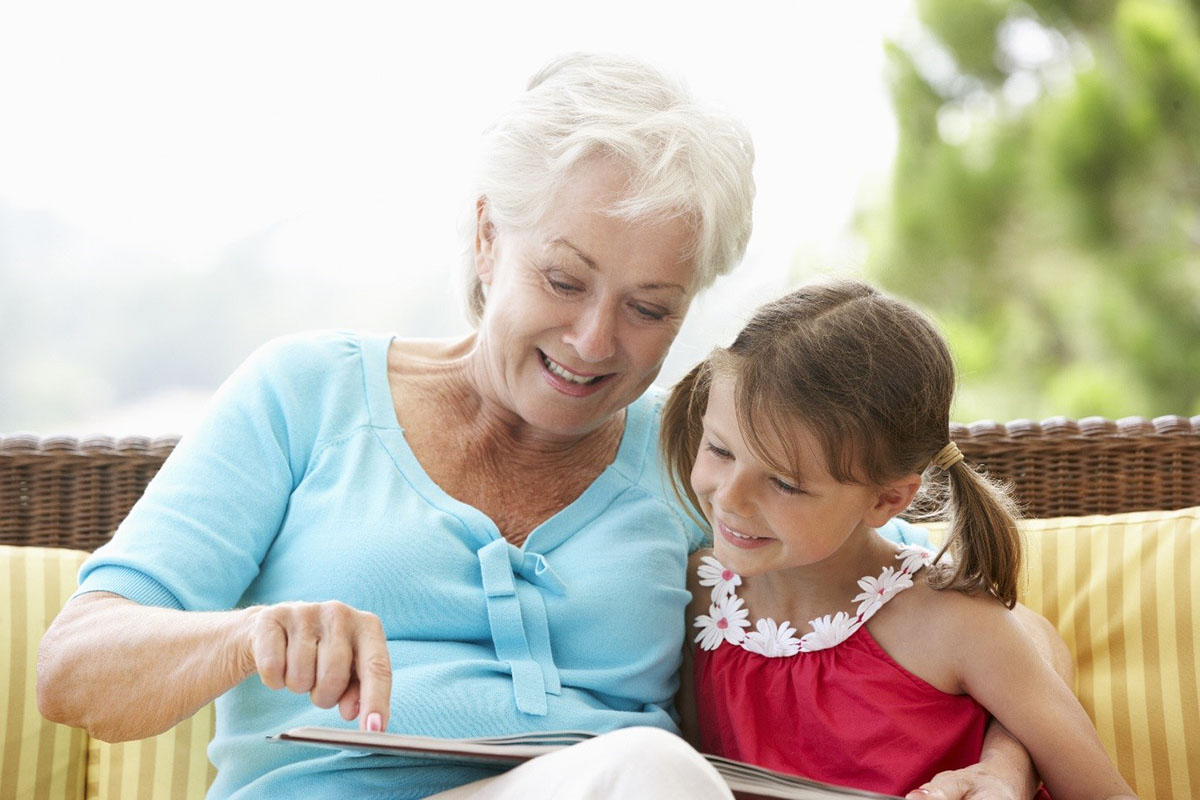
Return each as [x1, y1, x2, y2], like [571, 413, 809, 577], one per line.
[880, 517, 933, 549]
[75, 332, 356, 611]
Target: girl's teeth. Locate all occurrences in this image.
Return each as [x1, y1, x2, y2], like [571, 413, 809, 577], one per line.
[727, 527, 762, 540]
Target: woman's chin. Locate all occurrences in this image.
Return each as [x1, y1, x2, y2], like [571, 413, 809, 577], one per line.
[515, 400, 620, 440]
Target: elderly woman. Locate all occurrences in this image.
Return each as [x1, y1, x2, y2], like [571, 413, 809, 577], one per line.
[38, 54, 1046, 799]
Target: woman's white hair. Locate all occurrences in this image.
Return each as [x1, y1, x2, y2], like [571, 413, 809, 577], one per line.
[464, 52, 756, 323]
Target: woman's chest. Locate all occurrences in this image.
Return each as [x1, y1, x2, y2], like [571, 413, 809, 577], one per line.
[411, 433, 606, 543]
[400, 406, 615, 543]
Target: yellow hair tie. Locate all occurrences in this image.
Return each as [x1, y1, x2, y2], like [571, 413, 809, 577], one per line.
[932, 442, 964, 471]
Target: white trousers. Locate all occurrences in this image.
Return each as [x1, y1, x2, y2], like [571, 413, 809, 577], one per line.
[426, 726, 734, 800]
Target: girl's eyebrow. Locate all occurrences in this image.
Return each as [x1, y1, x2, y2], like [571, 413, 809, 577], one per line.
[550, 237, 687, 295]
[701, 415, 734, 446]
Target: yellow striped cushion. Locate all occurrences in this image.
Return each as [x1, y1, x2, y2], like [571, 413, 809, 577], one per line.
[85, 704, 216, 800]
[1, 545, 90, 800]
[0, 545, 217, 800]
[928, 506, 1199, 800]
[1019, 507, 1199, 800]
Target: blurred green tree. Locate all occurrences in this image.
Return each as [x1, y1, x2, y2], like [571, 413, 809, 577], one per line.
[867, 0, 1200, 421]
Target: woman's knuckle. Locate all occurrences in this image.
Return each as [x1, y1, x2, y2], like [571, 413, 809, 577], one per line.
[363, 654, 392, 680]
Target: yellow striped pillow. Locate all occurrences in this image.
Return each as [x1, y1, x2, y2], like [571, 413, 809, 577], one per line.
[928, 506, 1199, 800]
[2, 545, 90, 800]
[1019, 507, 1199, 800]
[0, 545, 217, 800]
[85, 704, 216, 800]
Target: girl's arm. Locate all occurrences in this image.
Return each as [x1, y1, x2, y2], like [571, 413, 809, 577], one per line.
[908, 604, 1075, 800]
[947, 596, 1136, 800]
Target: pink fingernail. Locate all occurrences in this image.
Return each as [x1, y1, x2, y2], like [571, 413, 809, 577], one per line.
[366, 712, 382, 732]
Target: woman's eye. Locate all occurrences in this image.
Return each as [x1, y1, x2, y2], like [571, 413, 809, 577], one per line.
[771, 477, 804, 495]
[632, 303, 668, 322]
[547, 276, 582, 295]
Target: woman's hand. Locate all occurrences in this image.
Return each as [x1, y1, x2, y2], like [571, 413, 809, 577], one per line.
[243, 600, 393, 731]
[903, 713, 1037, 800]
[905, 762, 1028, 800]
[38, 592, 393, 742]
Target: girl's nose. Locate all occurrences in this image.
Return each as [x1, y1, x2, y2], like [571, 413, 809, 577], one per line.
[714, 469, 755, 519]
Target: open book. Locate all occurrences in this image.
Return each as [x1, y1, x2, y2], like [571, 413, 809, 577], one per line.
[270, 726, 902, 799]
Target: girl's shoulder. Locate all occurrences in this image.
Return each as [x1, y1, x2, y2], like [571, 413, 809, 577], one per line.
[872, 568, 1021, 692]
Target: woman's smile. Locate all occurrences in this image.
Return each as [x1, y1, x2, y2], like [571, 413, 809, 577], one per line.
[538, 349, 615, 396]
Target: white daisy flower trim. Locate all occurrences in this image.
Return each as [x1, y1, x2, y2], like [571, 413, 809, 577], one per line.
[852, 566, 915, 621]
[897, 544, 935, 574]
[694, 593, 751, 650]
[697, 555, 742, 602]
[743, 618, 801, 658]
[694, 547, 932, 656]
[799, 611, 856, 652]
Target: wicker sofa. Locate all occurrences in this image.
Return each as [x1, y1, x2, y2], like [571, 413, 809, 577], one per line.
[3, 417, 1199, 799]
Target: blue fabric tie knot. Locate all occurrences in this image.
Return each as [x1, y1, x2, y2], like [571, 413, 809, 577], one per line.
[477, 539, 564, 716]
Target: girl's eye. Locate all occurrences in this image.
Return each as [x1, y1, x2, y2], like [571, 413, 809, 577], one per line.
[704, 441, 732, 460]
[771, 477, 805, 495]
[632, 303, 668, 322]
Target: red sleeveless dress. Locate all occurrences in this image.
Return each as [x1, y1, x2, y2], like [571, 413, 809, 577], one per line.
[692, 547, 1037, 798]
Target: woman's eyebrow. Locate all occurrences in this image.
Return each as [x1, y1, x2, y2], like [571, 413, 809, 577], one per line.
[550, 238, 597, 269]
[551, 237, 687, 294]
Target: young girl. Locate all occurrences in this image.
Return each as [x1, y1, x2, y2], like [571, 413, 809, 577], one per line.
[661, 281, 1135, 800]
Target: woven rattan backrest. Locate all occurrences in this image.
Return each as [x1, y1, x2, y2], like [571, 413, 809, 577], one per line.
[2, 416, 1199, 551]
[1, 435, 180, 551]
[951, 416, 1199, 519]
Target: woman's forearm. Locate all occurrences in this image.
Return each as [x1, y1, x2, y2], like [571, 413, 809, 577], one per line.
[978, 719, 1041, 800]
[37, 591, 258, 742]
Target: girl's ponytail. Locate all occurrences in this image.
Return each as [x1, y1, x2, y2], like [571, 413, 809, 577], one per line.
[928, 444, 1022, 608]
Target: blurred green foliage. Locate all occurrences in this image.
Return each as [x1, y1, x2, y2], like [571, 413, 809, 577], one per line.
[867, 0, 1200, 422]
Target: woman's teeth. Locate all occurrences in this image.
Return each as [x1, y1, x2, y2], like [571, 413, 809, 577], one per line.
[543, 355, 602, 385]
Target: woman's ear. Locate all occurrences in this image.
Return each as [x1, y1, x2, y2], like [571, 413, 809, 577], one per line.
[474, 197, 498, 285]
[864, 474, 923, 528]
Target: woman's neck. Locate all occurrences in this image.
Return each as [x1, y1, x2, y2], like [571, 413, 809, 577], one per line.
[387, 335, 627, 539]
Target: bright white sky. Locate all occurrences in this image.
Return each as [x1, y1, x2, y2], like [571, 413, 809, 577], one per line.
[0, 0, 917, 434]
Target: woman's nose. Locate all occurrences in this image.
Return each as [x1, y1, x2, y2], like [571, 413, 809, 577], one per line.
[565, 302, 617, 363]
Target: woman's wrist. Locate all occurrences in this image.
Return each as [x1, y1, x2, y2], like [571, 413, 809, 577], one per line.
[223, 604, 265, 685]
[979, 721, 1040, 800]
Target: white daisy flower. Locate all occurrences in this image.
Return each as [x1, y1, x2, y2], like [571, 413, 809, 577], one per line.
[896, 544, 935, 575]
[697, 555, 742, 602]
[693, 594, 750, 650]
[742, 617, 801, 658]
[853, 566, 915, 619]
[799, 611, 857, 652]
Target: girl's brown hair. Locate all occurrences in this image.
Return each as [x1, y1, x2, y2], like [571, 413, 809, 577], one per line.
[661, 280, 1022, 607]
